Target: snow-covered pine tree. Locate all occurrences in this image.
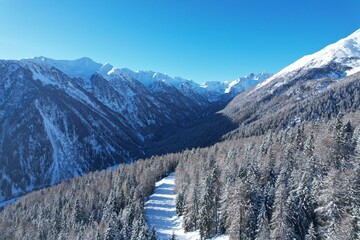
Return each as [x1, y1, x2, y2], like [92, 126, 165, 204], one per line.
[105, 227, 115, 240]
[314, 169, 343, 239]
[175, 192, 185, 216]
[183, 182, 199, 232]
[149, 226, 157, 240]
[170, 231, 177, 240]
[130, 212, 149, 240]
[199, 174, 217, 239]
[305, 222, 317, 240]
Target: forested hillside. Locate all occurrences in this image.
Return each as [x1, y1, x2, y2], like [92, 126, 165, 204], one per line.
[1, 29, 360, 240]
[175, 114, 360, 239]
[2, 79, 360, 239]
[0, 155, 178, 239]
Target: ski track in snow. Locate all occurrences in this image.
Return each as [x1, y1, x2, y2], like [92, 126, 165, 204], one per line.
[145, 172, 228, 240]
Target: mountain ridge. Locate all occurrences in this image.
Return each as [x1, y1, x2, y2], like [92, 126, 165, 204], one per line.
[23, 56, 272, 102]
[256, 28, 360, 92]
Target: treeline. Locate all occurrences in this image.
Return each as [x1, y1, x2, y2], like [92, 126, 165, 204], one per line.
[175, 114, 360, 239]
[0, 154, 178, 240]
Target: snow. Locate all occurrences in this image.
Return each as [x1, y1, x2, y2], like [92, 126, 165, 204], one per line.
[145, 172, 228, 240]
[24, 56, 270, 102]
[256, 28, 360, 90]
[98, 63, 114, 77]
[35, 101, 84, 185]
[28, 56, 102, 80]
[197, 73, 272, 101]
[225, 79, 240, 93]
[27, 63, 58, 86]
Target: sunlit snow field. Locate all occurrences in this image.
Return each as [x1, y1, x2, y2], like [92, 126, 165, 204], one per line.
[145, 172, 228, 240]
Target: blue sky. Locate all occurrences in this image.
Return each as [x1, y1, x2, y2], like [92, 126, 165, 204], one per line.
[0, 0, 360, 83]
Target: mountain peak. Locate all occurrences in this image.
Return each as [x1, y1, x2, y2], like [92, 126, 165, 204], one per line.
[256, 28, 360, 90]
[24, 56, 102, 79]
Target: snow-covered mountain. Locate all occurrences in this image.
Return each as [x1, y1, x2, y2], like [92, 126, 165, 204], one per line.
[257, 28, 360, 91]
[24, 56, 271, 103]
[0, 59, 221, 204]
[224, 28, 360, 126]
[0, 60, 145, 201]
[197, 73, 272, 102]
[29, 56, 103, 80]
[0, 56, 269, 203]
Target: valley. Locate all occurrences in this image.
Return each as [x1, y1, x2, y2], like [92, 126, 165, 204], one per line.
[0, 26, 360, 240]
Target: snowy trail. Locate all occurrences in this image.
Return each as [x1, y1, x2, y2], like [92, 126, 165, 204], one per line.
[145, 172, 228, 240]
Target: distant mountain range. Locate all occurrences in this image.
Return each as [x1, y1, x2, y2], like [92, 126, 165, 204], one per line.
[28, 56, 272, 102]
[144, 28, 360, 156]
[0, 56, 270, 203]
[2, 27, 359, 206]
[1, 27, 360, 240]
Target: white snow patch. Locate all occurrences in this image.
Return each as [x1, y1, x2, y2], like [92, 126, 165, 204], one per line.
[346, 65, 360, 76]
[254, 28, 360, 92]
[28, 64, 58, 86]
[145, 172, 228, 240]
[224, 79, 239, 93]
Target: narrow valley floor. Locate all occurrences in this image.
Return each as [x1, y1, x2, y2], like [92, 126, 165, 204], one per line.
[145, 172, 228, 240]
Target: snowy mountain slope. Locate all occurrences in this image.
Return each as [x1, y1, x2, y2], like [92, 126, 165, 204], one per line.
[149, 81, 202, 109]
[0, 57, 270, 203]
[24, 57, 217, 136]
[0, 60, 142, 202]
[28, 56, 102, 80]
[0, 59, 215, 203]
[197, 73, 272, 102]
[106, 67, 198, 88]
[3, 57, 254, 204]
[24, 56, 270, 103]
[257, 28, 360, 90]
[223, 28, 360, 131]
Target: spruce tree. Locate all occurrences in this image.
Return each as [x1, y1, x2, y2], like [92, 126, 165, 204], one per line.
[199, 174, 216, 239]
[183, 183, 199, 232]
[105, 227, 114, 240]
[175, 193, 184, 216]
[149, 226, 157, 240]
[170, 231, 176, 240]
[305, 222, 317, 240]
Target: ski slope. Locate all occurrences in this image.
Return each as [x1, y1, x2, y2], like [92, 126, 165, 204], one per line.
[145, 172, 228, 240]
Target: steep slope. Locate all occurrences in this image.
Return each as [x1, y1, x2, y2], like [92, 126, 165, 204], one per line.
[0, 60, 141, 202]
[153, 29, 360, 156]
[196, 73, 272, 102]
[1, 56, 268, 204]
[0, 59, 212, 203]
[26, 56, 270, 104]
[29, 56, 102, 89]
[256, 29, 360, 92]
[224, 28, 360, 130]
[93, 70, 211, 138]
